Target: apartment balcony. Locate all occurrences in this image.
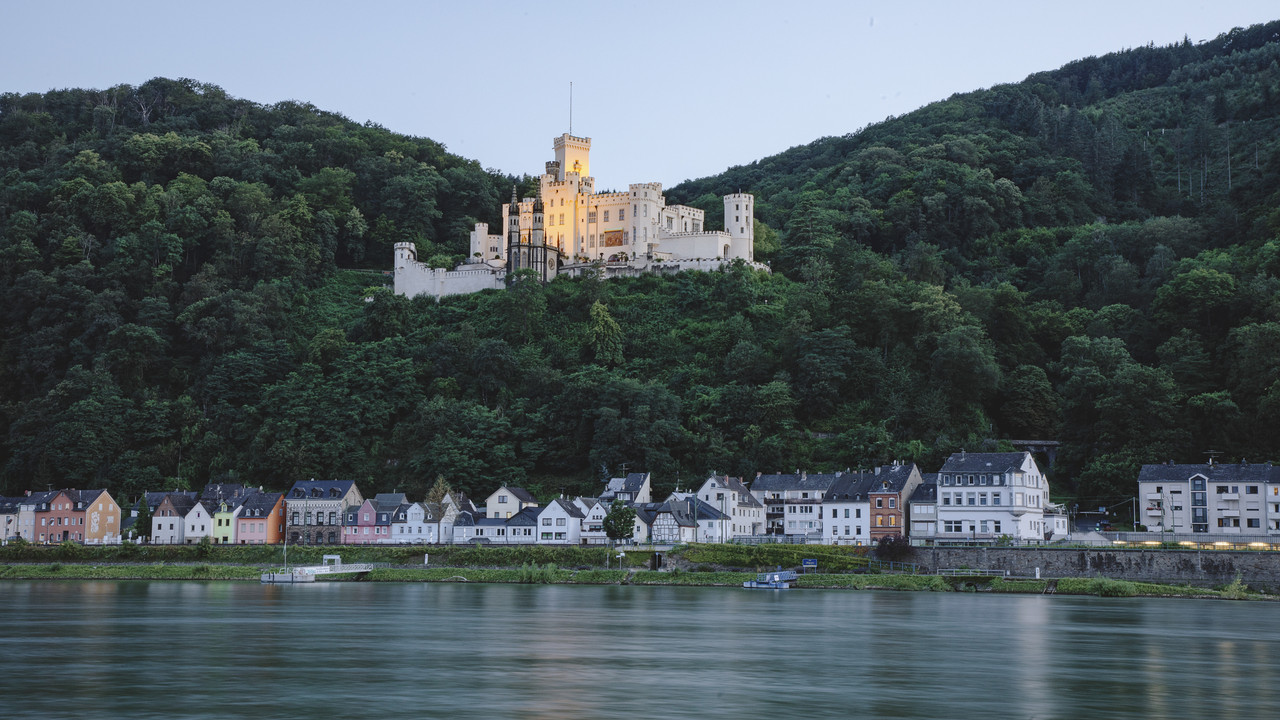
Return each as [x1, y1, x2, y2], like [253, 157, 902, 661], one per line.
[1217, 493, 1240, 501]
[1145, 493, 1164, 501]
[1145, 507, 1165, 517]
[1218, 508, 1240, 517]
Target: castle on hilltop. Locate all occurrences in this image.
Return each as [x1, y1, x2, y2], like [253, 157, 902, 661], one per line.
[394, 133, 766, 299]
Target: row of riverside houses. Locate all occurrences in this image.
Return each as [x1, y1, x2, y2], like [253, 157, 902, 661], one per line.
[0, 489, 123, 544]
[0, 452, 1070, 547]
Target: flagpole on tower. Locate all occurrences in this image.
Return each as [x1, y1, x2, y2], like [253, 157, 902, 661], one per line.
[569, 82, 573, 135]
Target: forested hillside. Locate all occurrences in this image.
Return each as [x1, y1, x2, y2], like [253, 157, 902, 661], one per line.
[2, 21, 1279, 509]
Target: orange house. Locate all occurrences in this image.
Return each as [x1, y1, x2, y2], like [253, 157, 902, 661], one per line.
[235, 492, 285, 544]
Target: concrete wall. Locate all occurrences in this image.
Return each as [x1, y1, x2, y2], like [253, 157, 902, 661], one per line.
[912, 546, 1280, 587]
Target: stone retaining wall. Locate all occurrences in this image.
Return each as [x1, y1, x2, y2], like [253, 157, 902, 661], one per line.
[911, 547, 1280, 588]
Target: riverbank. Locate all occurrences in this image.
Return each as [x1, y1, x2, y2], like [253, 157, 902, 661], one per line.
[0, 562, 1267, 600]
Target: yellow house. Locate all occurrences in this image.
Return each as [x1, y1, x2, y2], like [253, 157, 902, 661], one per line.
[78, 489, 122, 545]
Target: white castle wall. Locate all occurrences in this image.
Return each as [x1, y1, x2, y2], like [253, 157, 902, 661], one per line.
[394, 242, 504, 299]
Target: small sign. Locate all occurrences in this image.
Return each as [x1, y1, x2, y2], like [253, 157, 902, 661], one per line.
[802, 558, 818, 571]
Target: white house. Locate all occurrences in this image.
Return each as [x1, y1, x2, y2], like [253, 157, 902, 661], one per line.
[936, 451, 1066, 543]
[392, 502, 441, 544]
[573, 497, 609, 545]
[183, 501, 215, 544]
[750, 472, 843, 538]
[693, 475, 765, 538]
[820, 472, 875, 546]
[537, 499, 584, 544]
[485, 486, 538, 519]
[601, 473, 652, 504]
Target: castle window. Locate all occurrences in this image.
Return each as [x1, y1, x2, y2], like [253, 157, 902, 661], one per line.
[603, 210, 610, 222]
[619, 209, 626, 221]
[588, 211, 597, 223]
[559, 213, 564, 225]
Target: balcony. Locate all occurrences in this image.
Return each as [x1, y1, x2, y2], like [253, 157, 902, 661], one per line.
[1145, 493, 1164, 501]
[1145, 507, 1164, 517]
[1218, 508, 1240, 517]
[1217, 493, 1240, 501]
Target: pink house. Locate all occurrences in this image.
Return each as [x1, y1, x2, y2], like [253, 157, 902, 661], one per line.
[235, 493, 285, 544]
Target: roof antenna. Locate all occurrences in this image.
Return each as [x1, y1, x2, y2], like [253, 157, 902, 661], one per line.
[569, 81, 573, 135]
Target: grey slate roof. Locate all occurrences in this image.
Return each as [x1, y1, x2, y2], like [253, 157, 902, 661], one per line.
[1136, 462, 1278, 485]
[690, 498, 729, 522]
[549, 497, 586, 519]
[374, 493, 408, 508]
[503, 486, 537, 504]
[909, 480, 937, 504]
[161, 493, 199, 516]
[239, 492, 283, 518]
[868, 464, 918, 493]
[939, 452, 1029, 474]
[19, 491, 59, 509]
[720, 476, 763, 508]
[507, 507, 541, 526]
[201, 483, 248, 502]
[823, 473, 878, 502]
[751, 473, 843, 494]
[288, 479, 356, 500]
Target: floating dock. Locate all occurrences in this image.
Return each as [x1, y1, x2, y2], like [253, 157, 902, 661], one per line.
[743, 570, 798, 589]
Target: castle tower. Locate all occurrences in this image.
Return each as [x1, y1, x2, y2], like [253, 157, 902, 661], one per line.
[723, 193, 755, 261]
[553, 133, 591, 180]
[531, 197, 545, 247]
[506, 187, 521, 261]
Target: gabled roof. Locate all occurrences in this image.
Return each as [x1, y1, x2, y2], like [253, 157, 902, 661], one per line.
[545, 498, 586, 519]
[939, 452, 1030, 474]
[374, 493, 407, 508]
[500, 486, 537, 503]
[1137, 462, 1277, 485]
[690, 498, 729, 522]
[239, 492, 283, 517]
[823, 472, 877, 502]
[0, 497, 22, 515]
[868, 463, 920, 493]
[751, 473, 843, 494]
[160, 493, 199, 516]
[19, 491, 59, 508]
[420, 502, 442, 521]
[664, 500, 699, 528]
[507, 507, 541, 526]
[75, 489, 113, 506]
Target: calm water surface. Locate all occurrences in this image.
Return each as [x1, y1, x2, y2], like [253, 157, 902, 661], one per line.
[1, 581, 1277, 719]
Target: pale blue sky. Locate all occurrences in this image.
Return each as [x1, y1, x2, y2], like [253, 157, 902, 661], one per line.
[2, 1, 1276, 189]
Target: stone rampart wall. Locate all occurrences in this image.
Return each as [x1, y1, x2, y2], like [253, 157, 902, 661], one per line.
[912, 547, 1280, 587]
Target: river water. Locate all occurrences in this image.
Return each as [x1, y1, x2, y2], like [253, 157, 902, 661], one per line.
[1, 581, 1277, 719]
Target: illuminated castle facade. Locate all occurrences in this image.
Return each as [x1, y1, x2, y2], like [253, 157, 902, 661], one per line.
[394, 133, 765, 299]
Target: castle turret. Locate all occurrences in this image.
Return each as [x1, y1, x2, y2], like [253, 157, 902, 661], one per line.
[553, 133, 590, 181]
[531, 197, 545, 247]
[723, 193, 754, 261]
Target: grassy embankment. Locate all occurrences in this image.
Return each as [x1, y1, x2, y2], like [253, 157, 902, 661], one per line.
[0, 542, 1268, 599]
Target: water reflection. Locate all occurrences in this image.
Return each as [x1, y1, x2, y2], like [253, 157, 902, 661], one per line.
[2, 582, 1279, 719]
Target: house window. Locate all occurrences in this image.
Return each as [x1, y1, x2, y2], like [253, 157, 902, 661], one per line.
[855, 509, 861, 518]
[968, 494, 976, 506]
[942, 494, 951, 506]
[1248, 486, 1259, 494]
[831, 509, 837, 518]
[556, 518, 566, 526]
[889, 499, 896, 509]
[875, 498, 883, 508]
[844, 509, 850, 518]
[542, 518, 551, 526]
[993, 494, 1002, 506]
[980, 494, 988, 506]
[1248, 518, 1260, 528]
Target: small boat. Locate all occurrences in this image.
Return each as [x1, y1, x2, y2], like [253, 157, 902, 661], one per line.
[743, 569, 797, 589]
